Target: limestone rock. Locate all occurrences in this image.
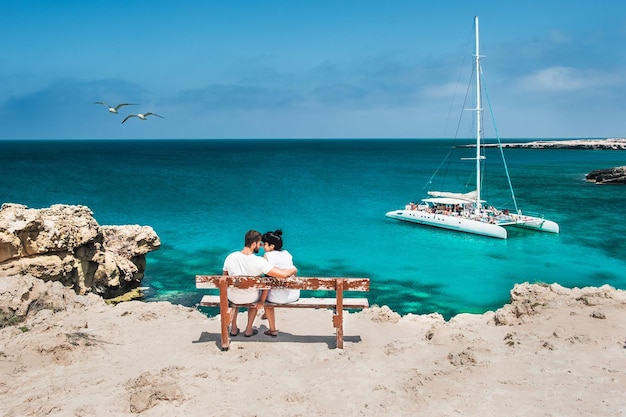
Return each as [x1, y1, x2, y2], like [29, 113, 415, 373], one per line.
[493, 282, 622, 326]
[0, 204, 99, 261]
[0, 274, 105, 326]
[472, 138, 626, 150]
[0, 203, 160, 298]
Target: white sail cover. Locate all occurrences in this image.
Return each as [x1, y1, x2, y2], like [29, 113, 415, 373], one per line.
[425, 190, 484, 204]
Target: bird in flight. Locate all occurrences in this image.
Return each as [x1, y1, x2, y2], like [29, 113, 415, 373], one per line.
[94, 102, 138, 113]
[121, 112, 165, 124]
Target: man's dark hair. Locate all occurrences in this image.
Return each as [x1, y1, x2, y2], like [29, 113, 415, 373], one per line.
[244, 230, 262, 247]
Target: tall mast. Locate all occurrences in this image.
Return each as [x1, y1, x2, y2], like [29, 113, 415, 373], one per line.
[474, 16, 483, 213]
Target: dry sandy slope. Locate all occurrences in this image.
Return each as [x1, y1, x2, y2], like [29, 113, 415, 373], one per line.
[1, 276, 625, 416]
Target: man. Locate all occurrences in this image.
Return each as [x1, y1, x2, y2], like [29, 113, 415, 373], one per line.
[223, 230, 297, 337]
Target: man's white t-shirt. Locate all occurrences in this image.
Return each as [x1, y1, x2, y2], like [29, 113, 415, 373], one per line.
[223, 251, 273, 304]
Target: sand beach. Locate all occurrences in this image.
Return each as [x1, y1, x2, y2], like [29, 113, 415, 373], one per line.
[1, 275, 625, 416]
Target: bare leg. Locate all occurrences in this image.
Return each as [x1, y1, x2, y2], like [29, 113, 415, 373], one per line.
[244, 307, 258, 336]
[230, 307, 240, 335]
[265, 306, 278, 334]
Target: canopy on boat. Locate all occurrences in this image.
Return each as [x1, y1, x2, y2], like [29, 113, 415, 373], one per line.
[425, 190, 484, 205]
[422, 197, 472, 205]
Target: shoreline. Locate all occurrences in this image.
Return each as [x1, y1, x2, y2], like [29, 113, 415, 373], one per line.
[459, 138, 626, 150]
[2, 275, 625, 416]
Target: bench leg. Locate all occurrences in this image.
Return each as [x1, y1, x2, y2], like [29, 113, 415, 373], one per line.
[219, 278, 230, 351]
[219, 311, 231, 351]
[333, 279, 345, 349]
[332, 313, 343, 349]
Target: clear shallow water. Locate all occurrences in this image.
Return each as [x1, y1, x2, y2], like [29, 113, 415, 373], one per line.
[1, 139, 624, 318]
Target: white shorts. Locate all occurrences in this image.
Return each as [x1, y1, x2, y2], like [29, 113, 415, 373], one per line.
[228, 288, 260, 304]
[267, 289, 300, 304]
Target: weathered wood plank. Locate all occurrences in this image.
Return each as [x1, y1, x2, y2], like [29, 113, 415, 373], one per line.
[199, 295, 369, 309]
[196, 275, 370, 291]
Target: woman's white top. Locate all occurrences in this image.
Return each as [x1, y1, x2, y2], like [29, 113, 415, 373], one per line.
[265, 250, 300, 303]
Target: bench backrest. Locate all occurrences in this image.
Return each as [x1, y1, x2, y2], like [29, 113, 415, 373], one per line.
[196, 275, 370, 291]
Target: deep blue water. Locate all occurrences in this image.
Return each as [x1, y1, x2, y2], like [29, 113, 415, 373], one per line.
[1, 139, 625, 318]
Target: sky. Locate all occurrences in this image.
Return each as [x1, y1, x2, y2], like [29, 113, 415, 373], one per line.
[1, 0, 625, 140]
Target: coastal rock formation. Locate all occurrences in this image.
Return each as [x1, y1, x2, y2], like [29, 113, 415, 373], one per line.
[492, 282, 625, 325]
[585, 166, 626, 184]
[464, 138, 626, 150]
[0, 274, 105, 326]
[0, 203, 160, 298]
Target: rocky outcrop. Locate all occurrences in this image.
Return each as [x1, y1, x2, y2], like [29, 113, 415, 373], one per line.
[0, 203, 160, 298]
[0, 274, 106, 327]
[493, 282, 625, 325]
[462, 138, 626, 150]
[585, 166, 626, 184]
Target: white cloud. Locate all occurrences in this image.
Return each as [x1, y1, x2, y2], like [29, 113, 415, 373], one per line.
[518, 66, 624, 92]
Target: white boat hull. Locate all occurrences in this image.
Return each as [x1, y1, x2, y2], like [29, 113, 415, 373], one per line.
[510, 215, 560, 233]
[386, 209, 560, 239]
[385, 209, 508, 239]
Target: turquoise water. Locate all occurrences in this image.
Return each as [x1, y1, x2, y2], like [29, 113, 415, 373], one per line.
[1, 139, 624, 318]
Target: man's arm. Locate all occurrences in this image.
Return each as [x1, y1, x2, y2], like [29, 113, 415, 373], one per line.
[266, 266, 297, 278]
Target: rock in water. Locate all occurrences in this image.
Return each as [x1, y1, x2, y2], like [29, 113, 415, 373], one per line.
[585, 166, 626, 184]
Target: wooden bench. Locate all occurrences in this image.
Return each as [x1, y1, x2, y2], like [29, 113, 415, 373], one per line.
[196, 275, 370, 350]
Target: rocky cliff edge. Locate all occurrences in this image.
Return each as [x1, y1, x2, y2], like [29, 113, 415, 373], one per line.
[0, 203, 160, 298]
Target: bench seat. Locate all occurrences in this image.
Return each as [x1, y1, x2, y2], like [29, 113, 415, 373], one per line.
[199, 295, 369, 309]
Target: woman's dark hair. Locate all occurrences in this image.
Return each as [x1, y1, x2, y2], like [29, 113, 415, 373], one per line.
[262, 229, 283, 250]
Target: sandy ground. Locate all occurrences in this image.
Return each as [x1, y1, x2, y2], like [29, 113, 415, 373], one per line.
[1, 276, 625, 417]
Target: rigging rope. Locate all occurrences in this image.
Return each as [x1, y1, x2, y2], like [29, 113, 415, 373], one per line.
[480, 70, 520, 214]
[424, 27, 475, 195]
[424, 60, 475, 194]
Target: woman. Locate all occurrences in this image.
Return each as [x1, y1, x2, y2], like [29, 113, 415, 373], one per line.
[261, 229, 299, 337]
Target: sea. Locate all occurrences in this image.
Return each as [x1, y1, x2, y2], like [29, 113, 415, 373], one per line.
[1, 138, 624, 319]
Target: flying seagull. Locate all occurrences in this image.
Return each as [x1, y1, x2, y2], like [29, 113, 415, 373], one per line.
[121, 112, 165, 124]
[94, 102, 138, 113]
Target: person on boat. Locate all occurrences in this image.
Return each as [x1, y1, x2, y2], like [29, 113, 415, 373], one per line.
[223, 230, 297, 337]
[260, 229, 299, 338]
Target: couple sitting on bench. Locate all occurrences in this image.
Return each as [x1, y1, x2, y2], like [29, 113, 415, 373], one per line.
[223, 229, 299, 338]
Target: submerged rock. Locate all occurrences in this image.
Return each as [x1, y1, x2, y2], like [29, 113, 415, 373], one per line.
[0, 203, 160, 298]
[585, 166, 626, 184]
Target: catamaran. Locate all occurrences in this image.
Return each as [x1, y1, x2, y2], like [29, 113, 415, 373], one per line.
[386, 16, 559, 239]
